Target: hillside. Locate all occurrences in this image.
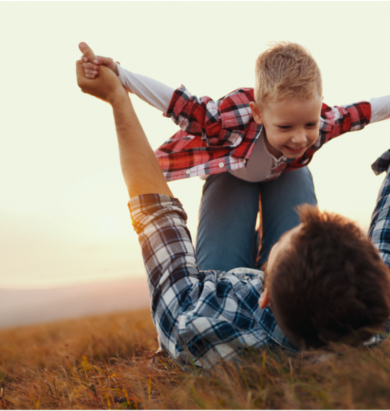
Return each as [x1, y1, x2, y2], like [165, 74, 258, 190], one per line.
[1, 309, 390, 409]
[0, 277, 150, 329]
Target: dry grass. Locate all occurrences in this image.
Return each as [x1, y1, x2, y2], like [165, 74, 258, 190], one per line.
[1, 308, 390, 409]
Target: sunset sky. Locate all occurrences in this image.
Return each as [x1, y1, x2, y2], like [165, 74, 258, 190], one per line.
[1, 2, 390, 288]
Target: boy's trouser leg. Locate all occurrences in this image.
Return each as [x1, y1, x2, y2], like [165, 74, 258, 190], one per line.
[196, 167, 317, 272]
[368, 150, 390, 269]
[257, 167, 317, 268]
[196, 173, 259, 271]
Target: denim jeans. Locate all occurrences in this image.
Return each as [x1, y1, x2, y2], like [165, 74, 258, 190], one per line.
[196, 167, 317, 272]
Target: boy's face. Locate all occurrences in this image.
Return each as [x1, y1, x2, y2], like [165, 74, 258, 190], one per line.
[250, 96, 323, 159]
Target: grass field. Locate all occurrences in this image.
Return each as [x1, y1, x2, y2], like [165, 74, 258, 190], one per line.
[1, 308, 390, 409]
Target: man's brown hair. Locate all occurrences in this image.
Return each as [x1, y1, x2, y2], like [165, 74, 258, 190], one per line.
[254, 42, 322, 106]
[268, 204, 390, 349]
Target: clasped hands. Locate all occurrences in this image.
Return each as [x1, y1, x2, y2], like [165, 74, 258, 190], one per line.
[76, 42, 126, 105]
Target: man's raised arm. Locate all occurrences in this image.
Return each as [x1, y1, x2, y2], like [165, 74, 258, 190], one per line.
[76, 44, 173, 199]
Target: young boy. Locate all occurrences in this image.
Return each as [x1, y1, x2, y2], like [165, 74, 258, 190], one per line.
[80, 42, 390, 268]
[81, 42, 390, 178]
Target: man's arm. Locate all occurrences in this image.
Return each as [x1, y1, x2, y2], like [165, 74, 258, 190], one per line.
[110, 93, 173, 198]
[76, 50, 172, 199]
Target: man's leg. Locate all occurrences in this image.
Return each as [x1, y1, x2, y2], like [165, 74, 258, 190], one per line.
[257, 167, 317, 268]
[368, 150, 390, 269]
[196, 173, 260, 272]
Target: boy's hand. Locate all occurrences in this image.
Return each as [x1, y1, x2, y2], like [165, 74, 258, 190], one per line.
[79, 42, 119, 79]
[76, 58, 126, 105]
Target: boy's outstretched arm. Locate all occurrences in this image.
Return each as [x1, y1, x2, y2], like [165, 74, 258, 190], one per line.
[76, 54, 173, 199]
[322, 94, 390, 142]
[79, 42, 174, 113]
[78, 43, 243, 147]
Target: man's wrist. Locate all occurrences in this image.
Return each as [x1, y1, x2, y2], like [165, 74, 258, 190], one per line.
[109, 89, 129, 108]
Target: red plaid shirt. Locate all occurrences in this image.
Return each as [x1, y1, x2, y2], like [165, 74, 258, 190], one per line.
[155, 86, 372, 182]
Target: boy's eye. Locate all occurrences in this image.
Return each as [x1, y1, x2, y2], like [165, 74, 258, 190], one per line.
[278, 125, 291, 130]
[306, 123, 317, 127]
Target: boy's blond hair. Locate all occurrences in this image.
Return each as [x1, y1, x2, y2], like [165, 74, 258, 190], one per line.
[254, 42, 322, 106]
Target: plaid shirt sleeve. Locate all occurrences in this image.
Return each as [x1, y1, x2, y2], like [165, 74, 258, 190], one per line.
[128, 194, 297, 367]
[128, 194, 199, 364]
[163, 86, 254, 147]
[319, 101, 371, 142]
[163, 85, 222, 146]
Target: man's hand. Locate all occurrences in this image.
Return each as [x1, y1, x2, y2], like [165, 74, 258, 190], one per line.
[82, 56, 119, 79]
[76, 60, 125, 104]
[79, 42, 119, 79]
[76, 44, 126, 105]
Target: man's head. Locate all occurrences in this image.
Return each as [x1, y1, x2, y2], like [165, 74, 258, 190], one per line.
[249, 42, 323, 159]
[259, 204, 390, 349]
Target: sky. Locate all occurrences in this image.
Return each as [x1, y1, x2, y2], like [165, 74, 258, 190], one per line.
[1, 2, 390, 288]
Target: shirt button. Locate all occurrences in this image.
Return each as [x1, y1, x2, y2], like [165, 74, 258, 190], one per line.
[186, 169, 191, 175]
[219, 162, 224, 168]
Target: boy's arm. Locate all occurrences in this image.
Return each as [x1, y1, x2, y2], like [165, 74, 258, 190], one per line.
[80, 44, 247, 147]
[116, 65, 174, 112]
[80, 42, 174, 113]
[322, 95, 390, 140]
[108, 65, 229, 147]
[370, 95, 390, 123]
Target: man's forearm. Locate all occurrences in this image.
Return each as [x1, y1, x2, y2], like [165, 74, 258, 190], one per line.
[111, 93, 173, 198]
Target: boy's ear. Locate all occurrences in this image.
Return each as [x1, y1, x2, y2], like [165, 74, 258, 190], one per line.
[259, 288, 269, 309]
[249, 101, 263, 125]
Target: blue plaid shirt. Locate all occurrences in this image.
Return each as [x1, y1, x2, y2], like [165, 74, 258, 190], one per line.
[129, 194, 297, 367]
[370, 149, 390, 271]
[129, 153, 390, 366]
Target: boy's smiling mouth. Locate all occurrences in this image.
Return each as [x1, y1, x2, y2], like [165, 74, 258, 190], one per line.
[284, 145, 305, 154]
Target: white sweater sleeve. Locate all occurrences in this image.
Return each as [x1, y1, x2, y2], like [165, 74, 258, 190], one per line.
[370, 95, 390, 123]
[117, 64, 174, 113]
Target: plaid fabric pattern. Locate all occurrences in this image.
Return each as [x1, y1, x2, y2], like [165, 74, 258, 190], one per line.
[156, 86, 371, 182]
[129, 194, 297, 367]
[367, 149, 390, 340]
[370, 150, 390, 270]
[129, 190, 390, 366]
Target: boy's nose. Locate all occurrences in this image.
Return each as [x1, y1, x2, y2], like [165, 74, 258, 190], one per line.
[291, 130, 307, 145]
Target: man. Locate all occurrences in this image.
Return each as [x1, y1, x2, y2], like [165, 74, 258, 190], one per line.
[76, 45, 390, 368]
